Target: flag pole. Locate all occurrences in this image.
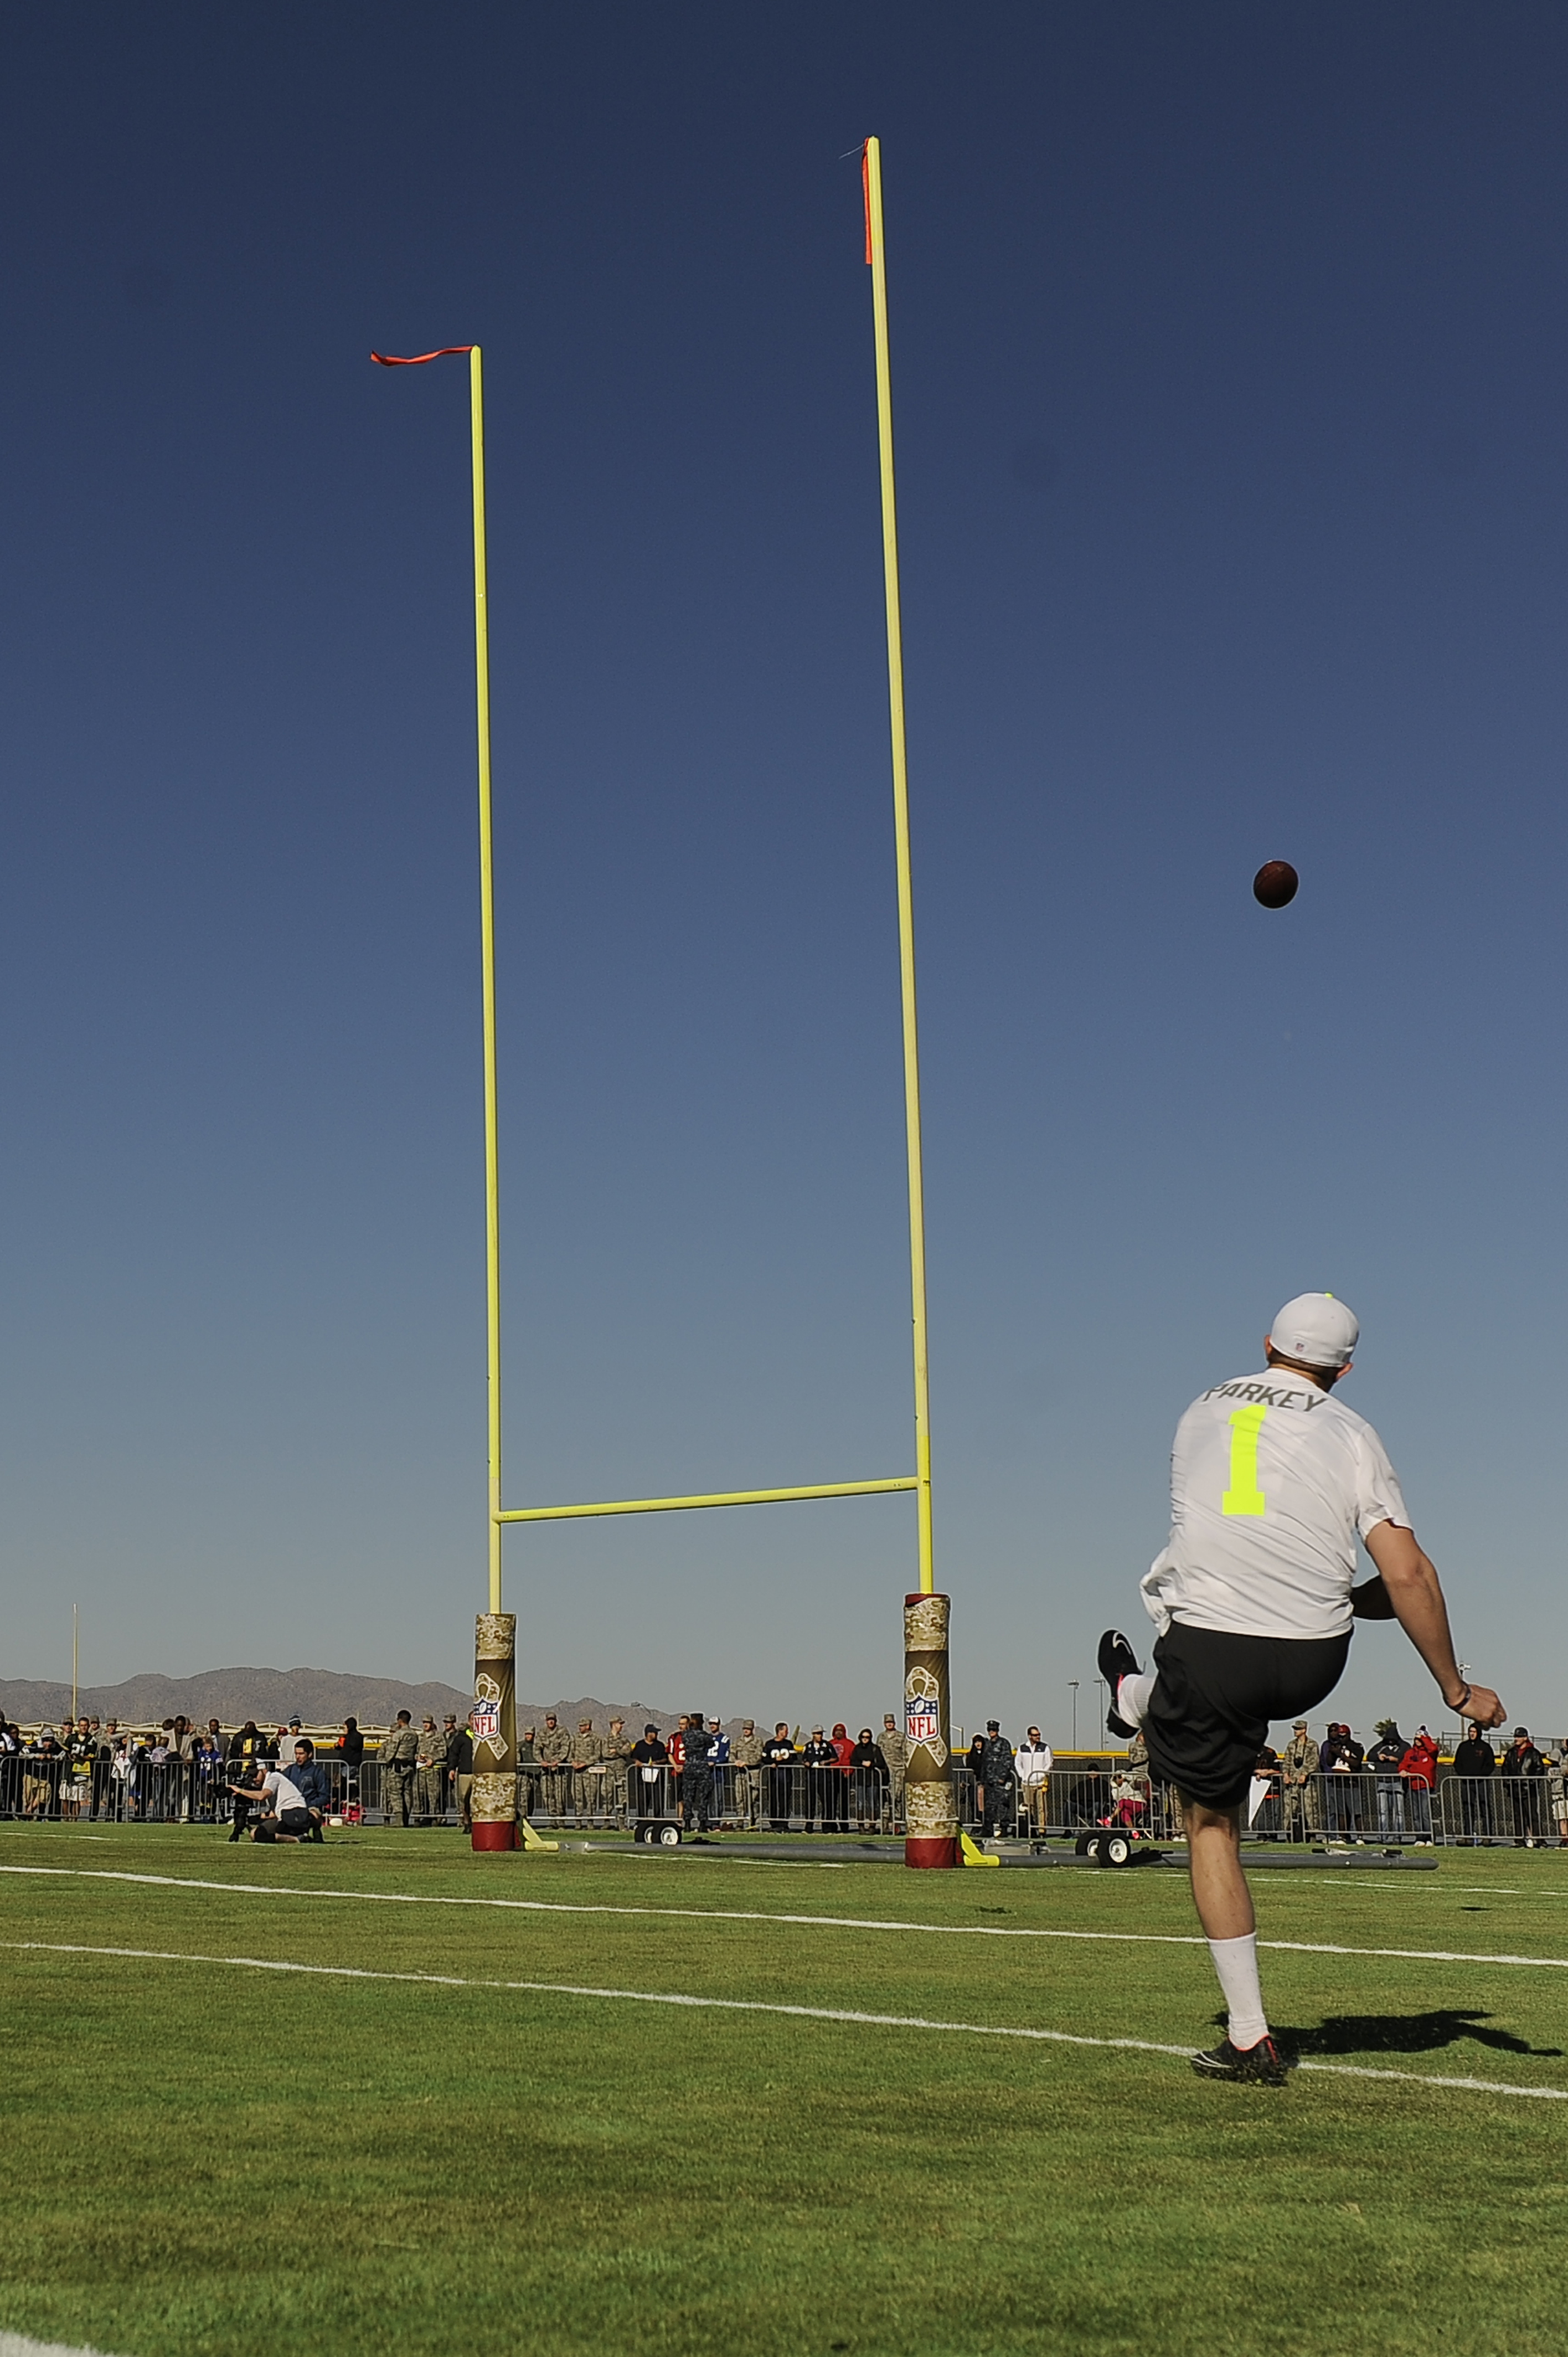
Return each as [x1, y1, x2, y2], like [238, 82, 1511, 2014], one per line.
[864, 138, 934, 1597]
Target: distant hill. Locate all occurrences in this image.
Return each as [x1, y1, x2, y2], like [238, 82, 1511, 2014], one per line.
[0, 1665, 685, 1735]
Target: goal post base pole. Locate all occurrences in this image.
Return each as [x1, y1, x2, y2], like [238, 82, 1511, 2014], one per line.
[902, 1590, 957, 1868]
[471, 1610, 518, 1854]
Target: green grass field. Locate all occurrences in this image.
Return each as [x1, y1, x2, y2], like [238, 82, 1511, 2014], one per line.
[2, 1825, 1566, 2357]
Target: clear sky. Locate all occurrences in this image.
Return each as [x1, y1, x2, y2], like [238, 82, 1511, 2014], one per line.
[3, 2, 1567, 1745]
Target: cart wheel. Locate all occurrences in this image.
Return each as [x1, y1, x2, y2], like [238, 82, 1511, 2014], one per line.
[1076, 1829, 1103, 1862]
[1099, 1830, 1133, 1867]
[658, 1823, 682, 1846]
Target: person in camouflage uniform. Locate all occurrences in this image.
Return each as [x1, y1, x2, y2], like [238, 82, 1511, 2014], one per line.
[569, 1717, 600, 1822]
[516, 1726, 539, 1821]
[597, 1717, 634, 1825]
[380, 1711, 419, 1826]
[535, 1714, 571, 1821]
[413, 1715, 446, 1826]
[731, 1720, 764, 1827]
[879, 1712, 908, 1831]
[1123, 1727, 1151, 1832]
[1280, 1719, 1321, 1843]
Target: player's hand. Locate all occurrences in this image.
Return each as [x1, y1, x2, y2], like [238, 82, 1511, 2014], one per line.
[1451, 1682, 1505, 1729]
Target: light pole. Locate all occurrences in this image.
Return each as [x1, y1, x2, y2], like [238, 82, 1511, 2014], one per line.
[1095, 1677, 1107, 1744]
[1068, 1680, 1080, 1751]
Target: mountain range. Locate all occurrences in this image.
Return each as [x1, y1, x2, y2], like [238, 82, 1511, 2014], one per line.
[0, 1665, 684, 1733]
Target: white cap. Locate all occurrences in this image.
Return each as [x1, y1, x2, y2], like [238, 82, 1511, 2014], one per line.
[1268, 1291, 1359, 1371]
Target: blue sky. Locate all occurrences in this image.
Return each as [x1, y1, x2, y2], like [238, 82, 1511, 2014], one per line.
[3, 2, 1567, 1743]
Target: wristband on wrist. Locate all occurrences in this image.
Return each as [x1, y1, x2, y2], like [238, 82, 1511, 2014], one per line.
[1450, 1681, 1473, 1716]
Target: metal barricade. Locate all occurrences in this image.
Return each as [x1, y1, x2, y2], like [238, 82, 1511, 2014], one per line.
[32, 1737, 1566, 1856]
[1258, 1772, 1439, 1845]
[1439, 1774, 1552, 1845]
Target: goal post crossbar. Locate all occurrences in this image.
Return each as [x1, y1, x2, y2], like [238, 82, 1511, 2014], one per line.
[497, 1476, 918, 1525]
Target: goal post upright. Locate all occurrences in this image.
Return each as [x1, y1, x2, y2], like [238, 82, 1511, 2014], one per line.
[469, 342, 504, 1630]
[864, 135, 957, 1866]
[370, 338, 518, 1848]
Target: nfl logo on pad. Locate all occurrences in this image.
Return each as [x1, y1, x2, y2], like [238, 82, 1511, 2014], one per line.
[472, 1706, 501, 1743]
[905, 1696, 939, 1746]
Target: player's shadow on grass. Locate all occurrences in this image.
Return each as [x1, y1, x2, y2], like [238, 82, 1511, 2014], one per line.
[1265, 2009, 1562, 2061]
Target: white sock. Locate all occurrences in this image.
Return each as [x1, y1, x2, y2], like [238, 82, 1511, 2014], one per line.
[1207, 1931, 1268, 2049]
[1118, 1670, 1155, 1726]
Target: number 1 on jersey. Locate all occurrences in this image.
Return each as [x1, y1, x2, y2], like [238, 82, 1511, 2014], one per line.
[1223, 1403, 1268, 1516]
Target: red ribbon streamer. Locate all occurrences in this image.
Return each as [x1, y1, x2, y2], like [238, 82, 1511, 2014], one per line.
[369, 346, 473, 367]
[862, 143, 873, 266]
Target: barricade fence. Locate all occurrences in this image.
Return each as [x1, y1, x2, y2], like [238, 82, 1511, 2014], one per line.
[2, 1753, 1562, 1846]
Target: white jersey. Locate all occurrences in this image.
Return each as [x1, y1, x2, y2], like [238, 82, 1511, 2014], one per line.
[1141, 1368, 1411, 1641]
[261, 1769, 308, 1814]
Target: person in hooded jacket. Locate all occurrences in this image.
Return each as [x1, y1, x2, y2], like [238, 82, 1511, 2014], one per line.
[1366, 1720, 1407, 1839]
[335, 1717, 366, 1805]
[1503, 1726, 1548, 1846]
[848, 1730, 889, 1830]
[827, 1724, 854, 1831]
[1451, 1723, 1497, 1843]
[1397, 1726, 1439, 1841]
[1318, 1723, 1365, 1840]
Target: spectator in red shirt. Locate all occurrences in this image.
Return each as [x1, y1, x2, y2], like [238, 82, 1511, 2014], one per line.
[829, 1722, 854, 1831]
[1398, 1726, 1439, 1843]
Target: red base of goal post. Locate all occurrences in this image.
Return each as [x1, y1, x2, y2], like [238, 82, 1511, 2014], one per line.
[471, 1821, 518, 1852]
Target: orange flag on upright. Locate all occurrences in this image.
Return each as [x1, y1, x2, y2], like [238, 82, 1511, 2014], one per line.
[370, 346, 473, 367]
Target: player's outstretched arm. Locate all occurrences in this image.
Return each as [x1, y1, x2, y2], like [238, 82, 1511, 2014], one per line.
[1363, 1520, 1505, 1729]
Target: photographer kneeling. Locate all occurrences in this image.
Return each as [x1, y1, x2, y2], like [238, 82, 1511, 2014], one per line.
[229, 1740, 329, 1844]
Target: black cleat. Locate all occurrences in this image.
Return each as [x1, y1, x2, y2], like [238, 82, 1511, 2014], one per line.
[1098, 1629, 1142, 1738]
[1192, 2035, 1290, 2087]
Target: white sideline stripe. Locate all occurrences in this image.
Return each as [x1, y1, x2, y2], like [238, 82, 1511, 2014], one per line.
[4, 1863, 1568, 1976]
[5, 1938, 1565, 2104]
[0, 2335, 120, 2357]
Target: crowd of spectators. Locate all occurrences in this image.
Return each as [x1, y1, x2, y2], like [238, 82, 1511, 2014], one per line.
[2, 1706, 1564, 1847]
[0, 1713, 372, 1829]
[1254, 1718, 1566, 1847]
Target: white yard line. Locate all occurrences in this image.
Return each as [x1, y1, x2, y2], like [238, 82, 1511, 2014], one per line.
[4, 1937, 1563, 2103]
[4, 1862, 1568, 1974]
[0, 2333, 120, 2357]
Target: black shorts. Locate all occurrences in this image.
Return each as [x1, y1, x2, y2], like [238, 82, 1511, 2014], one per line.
[252, 1807, 314, 1842]
[1144, 1620, 1352, 1810]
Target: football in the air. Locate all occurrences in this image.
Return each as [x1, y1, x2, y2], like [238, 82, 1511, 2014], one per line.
[1252, 860, 1299, 909]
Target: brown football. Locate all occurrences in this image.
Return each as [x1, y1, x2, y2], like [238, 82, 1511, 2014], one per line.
[1252, 860, 1299, 910]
